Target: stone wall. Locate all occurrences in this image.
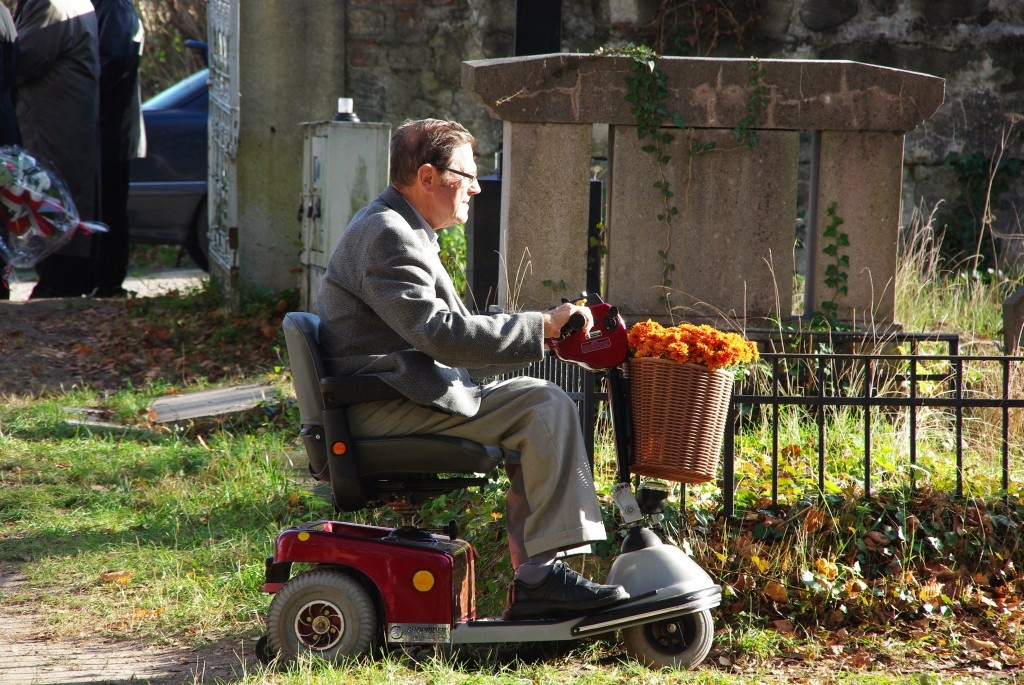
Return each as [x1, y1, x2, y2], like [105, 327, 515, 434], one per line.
[342, 0, 513, 175]
[750, 0, 1024, 266]
[340, 0, 1024, 262]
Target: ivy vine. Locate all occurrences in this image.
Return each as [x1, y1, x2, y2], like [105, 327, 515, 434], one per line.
[596, 44, 767, 311]
[609, 44, 684, 306]
[816, 201, 849, 329]
[733, 58, 768, 148]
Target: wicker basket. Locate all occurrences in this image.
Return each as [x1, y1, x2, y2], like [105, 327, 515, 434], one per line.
[629, 357, 733, 483]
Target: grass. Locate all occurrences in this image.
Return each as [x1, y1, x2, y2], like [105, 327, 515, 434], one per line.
[896, 201, 1019, 343]
[2, 211, 1024, 684]
[0, 390, 298, 643]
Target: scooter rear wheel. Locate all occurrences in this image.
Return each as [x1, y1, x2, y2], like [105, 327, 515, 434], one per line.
[266, 569, 377, 664]
[621, 609, 714, 669]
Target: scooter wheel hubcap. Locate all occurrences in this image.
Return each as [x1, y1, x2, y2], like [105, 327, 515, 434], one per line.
[311, 615, 332, 634]
[294, 601, 344, 650]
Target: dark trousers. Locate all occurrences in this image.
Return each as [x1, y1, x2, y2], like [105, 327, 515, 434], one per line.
[30, 159, 130, 299]
[1, 225, 8, 300]
[31, 241, 98, 298]
[94, 158, 131, 296]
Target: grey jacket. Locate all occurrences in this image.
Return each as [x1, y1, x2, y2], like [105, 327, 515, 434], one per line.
[316, 186, 545, 417]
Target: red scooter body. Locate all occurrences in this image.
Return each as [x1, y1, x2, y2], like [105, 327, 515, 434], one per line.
[266, 521, 476, 631]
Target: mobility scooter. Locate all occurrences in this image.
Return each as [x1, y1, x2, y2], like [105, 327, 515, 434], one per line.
[259, 294, 722, 668]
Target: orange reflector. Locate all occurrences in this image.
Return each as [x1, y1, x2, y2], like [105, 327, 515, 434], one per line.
[331, 441, 347, 456]
[412, 570, 435, 592]
[297, 531, 310, 542]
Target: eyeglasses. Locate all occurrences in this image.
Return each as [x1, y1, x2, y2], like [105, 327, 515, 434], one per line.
[435, 165, 478, 186]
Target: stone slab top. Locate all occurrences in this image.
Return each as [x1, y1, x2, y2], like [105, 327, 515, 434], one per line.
[463, 53, 945, 133]
[148, 384, 278, 424]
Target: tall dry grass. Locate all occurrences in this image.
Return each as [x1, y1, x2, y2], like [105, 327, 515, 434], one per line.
[895, 200, 1019, 346]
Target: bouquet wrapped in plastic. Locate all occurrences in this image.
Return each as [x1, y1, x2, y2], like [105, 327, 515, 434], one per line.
[0, 145, 106, 283]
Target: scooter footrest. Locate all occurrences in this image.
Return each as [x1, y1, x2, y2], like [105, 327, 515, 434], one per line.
[571, 584, 722, 636]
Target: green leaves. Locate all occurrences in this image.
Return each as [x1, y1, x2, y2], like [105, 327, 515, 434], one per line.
[731, 58, 768, 149]
[438, 223, 467, 297]
[818, 201, 851, 328]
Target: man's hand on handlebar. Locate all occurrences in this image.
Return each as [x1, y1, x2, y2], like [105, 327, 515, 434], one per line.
[542, 302, 593, 339]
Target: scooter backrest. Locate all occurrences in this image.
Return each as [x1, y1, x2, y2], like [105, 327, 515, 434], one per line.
[282, 312, 327, 426]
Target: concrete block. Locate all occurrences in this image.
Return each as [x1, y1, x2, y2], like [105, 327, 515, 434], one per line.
[1004, 285, 1024, 353]
[498, 121, 593, 311]
[811, 131, 904, 327]
[463, 54, 944, 133]
[606, 127, 798, 324]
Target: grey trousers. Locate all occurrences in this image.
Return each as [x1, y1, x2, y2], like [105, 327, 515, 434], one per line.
[346, 375, 608, 567]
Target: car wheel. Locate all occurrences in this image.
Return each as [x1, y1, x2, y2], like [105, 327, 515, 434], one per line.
[185, 197, 209, 271]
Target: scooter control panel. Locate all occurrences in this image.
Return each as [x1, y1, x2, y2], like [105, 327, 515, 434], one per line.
[546, 293, 629, 371]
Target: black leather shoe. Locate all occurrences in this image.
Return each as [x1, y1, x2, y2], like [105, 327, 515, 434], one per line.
[503, 561, 629, 620]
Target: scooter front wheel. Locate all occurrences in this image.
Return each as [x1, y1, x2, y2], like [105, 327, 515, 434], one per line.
[621, 608, 714, 669]
[266, 569, 377, 664]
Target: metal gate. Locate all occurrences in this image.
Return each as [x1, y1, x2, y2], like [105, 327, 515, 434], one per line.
[207, 0, 239, 287]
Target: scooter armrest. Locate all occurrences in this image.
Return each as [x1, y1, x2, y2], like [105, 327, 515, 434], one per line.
[321, 376, 405, 407]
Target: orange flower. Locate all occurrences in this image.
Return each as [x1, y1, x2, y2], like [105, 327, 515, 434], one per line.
[627, 320, 759, 371]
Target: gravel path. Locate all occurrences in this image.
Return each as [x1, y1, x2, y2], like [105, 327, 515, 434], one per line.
[7, 267, 206, 301]
[0, 571, 254, 684]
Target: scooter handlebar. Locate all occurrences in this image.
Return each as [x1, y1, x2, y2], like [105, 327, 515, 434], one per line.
[560, 311, 587, 339]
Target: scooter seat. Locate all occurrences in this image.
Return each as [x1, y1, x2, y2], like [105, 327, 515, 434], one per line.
[283, 310, 503, 511]
[353, 436, 503, 478]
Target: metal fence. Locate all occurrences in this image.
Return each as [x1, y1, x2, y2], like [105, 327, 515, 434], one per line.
[722, 348, 1024, 517]
[520, 339, 1024, 518]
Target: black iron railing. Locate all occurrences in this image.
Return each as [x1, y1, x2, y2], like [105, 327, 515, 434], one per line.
[503, 339, 1024, 519]
[723, 350, 1024, 517]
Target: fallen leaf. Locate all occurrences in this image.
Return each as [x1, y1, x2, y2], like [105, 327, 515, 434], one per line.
[751, 555, 770, 573]
[764, 580, 788, 603]
[965, 636, 999, 652]
[815, 557, 839, 580]
[919, 581, 943, 602]
[772, 618, 796, 635]
[100, 570, 135, 585]
[804, 506, 827, 533]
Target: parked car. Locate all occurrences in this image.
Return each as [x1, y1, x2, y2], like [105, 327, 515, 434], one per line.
[128, 63, 209, 270]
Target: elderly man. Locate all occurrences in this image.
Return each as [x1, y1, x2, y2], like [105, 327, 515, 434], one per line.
[316, 118, 628, 620]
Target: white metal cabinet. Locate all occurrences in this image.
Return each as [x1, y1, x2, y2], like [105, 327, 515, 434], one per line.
[300, 121, 390, 311]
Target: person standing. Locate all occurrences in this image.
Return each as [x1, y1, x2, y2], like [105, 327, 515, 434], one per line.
[14, 0, 100, 298]
[90, 0, 143, 298]
[0, 2, 21, 301]
[0, 4, 18, 146]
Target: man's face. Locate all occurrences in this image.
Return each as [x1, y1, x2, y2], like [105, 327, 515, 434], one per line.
[429, 143, 480, 229]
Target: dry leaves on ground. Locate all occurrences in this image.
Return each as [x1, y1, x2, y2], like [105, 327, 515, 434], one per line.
[0, 291, 291, 397]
